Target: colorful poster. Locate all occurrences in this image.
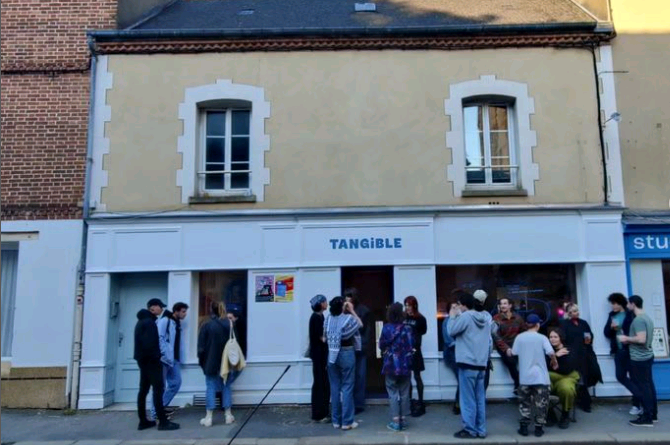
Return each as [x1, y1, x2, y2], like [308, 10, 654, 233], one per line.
[274, 274, 294, 302]
[255, 275, 275, 302]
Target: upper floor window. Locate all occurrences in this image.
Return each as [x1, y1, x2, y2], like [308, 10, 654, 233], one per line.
[445, 76, 538, 197]
[463, 102, 516, 187]
[178, 79, 271, 204]
[201, 108, 251, 193]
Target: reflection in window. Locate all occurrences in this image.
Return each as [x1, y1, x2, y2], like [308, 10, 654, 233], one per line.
[464, 103, 514, 186]
[436, 264, 576, 351]
[199, 271, 248, 355]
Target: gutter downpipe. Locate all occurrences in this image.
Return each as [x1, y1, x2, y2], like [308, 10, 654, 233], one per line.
[590, 44, 609, 206]
[68, 36, 97, 410]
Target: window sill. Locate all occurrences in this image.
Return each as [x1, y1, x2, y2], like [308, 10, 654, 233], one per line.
[189, 194, 257, 204]
[462, 188, 528, 197]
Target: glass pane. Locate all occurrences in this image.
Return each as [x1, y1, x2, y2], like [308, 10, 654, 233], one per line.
[232, 162, 249, 171]
[206, 138, 225, 163]
[466, 169, 486, 184]
[205, 173, 224, 189]
[232, 110, 250, 135]
[464, 106, 482, 132]
[232, 137, 250, 162]
[465, 129, 485, 184]
[490, 132, 510, 160]
[231, 172, 249, 189]
[199, 271, 248, 355]
[206, 112, 225, 136]
[489, 106, 508, 131]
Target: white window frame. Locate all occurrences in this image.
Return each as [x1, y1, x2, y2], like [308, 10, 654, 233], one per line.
[463, 101, 518, 188]
[178, 79, 271, 203]
[1, 242, 19, 360]
[199, 108, 252, 195]
[445, 75, 538, 197]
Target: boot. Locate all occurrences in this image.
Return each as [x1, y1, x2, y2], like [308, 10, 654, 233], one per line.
[411, 401, 426, 417]
[225, 407, 235, 424]
[534, 425, 544, 437]
[157, 420, 180, 431]
[558, 410, 570, 429]
[517, 423, 529, 436]
[200, 409, 213, 427]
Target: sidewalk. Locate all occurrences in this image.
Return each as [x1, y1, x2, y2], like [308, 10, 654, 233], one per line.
[2, 400, 669, 445]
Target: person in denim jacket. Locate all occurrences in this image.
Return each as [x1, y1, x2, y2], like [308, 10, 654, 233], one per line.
[379, 302, 414, 432]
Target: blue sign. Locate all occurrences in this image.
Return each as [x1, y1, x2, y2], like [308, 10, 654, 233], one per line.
[626, 233, 670, 258]
[329, 237, 402, 250]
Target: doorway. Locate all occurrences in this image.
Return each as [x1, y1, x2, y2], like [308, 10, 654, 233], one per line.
[341, 266, 394, 396]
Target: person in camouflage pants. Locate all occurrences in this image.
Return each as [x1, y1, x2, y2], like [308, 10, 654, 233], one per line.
[511, 314, 558, 438]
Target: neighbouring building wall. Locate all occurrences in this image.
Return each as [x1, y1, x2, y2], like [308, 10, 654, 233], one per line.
[611, 0, 670, 210]
[99, 48, 604, 212]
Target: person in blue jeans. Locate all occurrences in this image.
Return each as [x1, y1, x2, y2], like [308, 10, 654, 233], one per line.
[344, 288, 372, 414]
[447, 292, 493, 439]
[150, 302, 189, 421]
[197, 301, 237, 427]
[324, 296, 363, 430]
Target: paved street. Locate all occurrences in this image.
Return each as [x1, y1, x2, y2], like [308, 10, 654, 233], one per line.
[1, 400, 669, 445]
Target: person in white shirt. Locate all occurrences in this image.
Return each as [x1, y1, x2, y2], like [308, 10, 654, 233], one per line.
[510, 314, 558, 438]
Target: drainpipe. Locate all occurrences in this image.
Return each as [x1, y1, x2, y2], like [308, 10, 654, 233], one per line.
[590, 44, 609, 206]
[68, 36, 98, 410]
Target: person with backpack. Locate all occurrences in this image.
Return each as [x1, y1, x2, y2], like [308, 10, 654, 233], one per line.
[379, 302, 414, 432]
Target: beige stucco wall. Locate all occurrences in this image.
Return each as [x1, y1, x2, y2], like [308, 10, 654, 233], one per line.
[611, 0, 670, 210]
[102, 48, 603, 212]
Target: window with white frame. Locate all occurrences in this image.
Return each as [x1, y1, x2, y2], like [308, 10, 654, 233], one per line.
[463, 101, 516, 187]
[445, 75, 538, 197]
[201, 107, 251, 193]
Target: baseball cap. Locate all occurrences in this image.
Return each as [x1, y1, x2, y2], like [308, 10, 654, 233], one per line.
[147, 298, 167, 309]
[526, 313, 542, 325]
[473, 289, 488, 304]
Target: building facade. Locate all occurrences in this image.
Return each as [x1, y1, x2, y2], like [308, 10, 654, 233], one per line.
[610, 0, 670, 398]
[76, 0, 642, 408]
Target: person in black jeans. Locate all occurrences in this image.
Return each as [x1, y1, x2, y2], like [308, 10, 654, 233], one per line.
[134, 307, 179, 431]
[309, 294, 330, 422]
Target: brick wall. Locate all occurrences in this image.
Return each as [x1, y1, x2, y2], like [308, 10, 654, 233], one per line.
[1, 0, 117, 220]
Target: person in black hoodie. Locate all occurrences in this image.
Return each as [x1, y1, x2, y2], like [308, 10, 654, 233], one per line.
[134, 307, 179, 431]
[603, 292, 639, 414]
[309, 294, 330, 422]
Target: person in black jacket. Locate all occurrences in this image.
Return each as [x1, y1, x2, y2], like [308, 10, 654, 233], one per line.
[134, 307, 179, 431]
[344, 287, 372, 414]
[603, 292, 639, 414]
[309, 294, 330, 422]
[197, 301, 236, 427]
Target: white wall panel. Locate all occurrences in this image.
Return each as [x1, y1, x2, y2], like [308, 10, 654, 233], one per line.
[631, 260, 668, 336]
[435, 214, 582, 264]
[112, 227, 181, 270]
[394, 266, 438, 358]
[584, 215, 625, 261]
[262, 224, 299, 266]
[297, 268, 341, 359]
[182, 222, 261, 269]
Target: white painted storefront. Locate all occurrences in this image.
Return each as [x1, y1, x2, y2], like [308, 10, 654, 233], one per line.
[78, 208, 631, 409]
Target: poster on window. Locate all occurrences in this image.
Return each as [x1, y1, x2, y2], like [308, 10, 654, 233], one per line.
[652, 328, 668, 359]
[274, 274, 295, 302]
[255, 275, 275, 302]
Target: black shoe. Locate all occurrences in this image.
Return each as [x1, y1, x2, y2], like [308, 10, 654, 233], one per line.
[454, 429, 478, 439]
[452, 404, 461, 415]
[558, 411, 570, 429]
[354, 407, 365, 415]
[138, 420, 156, 430]
[411, 402, 426, 417]
[518, 423, 529, 436]
[629, 417, 653, 427]
[534, 426, 545, 437]
[157, 421, 180, 431]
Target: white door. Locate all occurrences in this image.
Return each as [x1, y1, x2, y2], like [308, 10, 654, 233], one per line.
[114, 272, 168, 403]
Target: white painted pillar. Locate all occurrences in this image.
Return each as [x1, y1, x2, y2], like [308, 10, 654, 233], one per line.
[168, 271, 193, 360]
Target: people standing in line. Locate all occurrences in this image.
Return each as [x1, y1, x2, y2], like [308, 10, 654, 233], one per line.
[560, 303, 602, 412]
[197, 301, 237, 427]
[150, 302, 189, 421]
[403, 295, 427, 417]
[442, 301, 460, 415]
[618, 295, 658, 427]
[308, 294, 330, 423]
[511, 314, 558, 438]
[134, 299, 180, 431]
[547, 327, 579, 429]
[344, 288, 372, 414]
[603, 292, 639, 415]
[324, 296, 363, 430]
[447, 292, 493, 439]
[492, 296, 526, 392]
[380, 302, 414, 432]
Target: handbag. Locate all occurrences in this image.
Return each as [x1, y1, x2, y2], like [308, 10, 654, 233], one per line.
[227, 320, 243, 367]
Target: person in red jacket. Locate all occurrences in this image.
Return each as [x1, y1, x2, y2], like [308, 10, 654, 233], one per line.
[493, 297, 526, 391]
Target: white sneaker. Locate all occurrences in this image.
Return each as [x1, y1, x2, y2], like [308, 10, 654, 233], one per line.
[224, 408, 235, 425]
[629, 406, 643, 416]
[341, 421, 359, 430]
